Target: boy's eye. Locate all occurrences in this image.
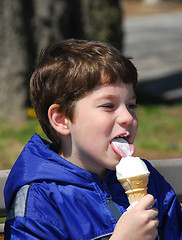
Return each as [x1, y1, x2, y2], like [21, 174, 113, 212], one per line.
[103, 104, 114, 109]
[127, 104, 137, 110]
[100, 102, 116, 110]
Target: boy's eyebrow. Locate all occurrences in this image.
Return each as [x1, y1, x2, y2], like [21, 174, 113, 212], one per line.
[95, 94, 118, 101]
[95, 93, 137, 101]
[130, 94, 137, 101]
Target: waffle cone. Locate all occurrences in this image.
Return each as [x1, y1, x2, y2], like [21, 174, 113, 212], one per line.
[118, 173, 150, 205]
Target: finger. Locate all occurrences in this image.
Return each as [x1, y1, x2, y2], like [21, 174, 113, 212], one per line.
[155, 218, 159, 228]
[147, 207, 159, 220]
[145, 210, 159, 227]
[149, 218, 159, 236]
[127, 201, 138, 211]
[151, 226, 159, 240]
[137, 194, 155, 210]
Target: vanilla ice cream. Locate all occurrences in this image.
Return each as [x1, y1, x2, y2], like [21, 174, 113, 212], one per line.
[116, 156, 150, 180]
[116, 156, 150, 205]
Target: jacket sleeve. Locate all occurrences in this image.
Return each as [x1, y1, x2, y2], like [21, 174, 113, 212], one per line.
[5, 216, 69, 240]
[4, 183, 69, 240]
[145, 160, 182, 239]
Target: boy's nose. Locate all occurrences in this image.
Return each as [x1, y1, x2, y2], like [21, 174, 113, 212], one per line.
[117, 106, 133, 126]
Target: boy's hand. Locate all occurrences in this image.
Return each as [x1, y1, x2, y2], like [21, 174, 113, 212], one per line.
[110, 194, 159, 240]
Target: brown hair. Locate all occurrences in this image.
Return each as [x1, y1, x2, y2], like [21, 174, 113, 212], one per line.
[30, 39, 138, 146]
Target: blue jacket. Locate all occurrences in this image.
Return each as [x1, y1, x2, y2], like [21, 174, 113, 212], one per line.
[4, 134, 182, 239]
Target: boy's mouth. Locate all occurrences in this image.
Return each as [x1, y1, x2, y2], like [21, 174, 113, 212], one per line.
[111, 132, 135, 158]
[114, 132, 130, 141]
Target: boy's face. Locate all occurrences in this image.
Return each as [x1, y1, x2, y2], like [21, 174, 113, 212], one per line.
[64, 82, 138, 177]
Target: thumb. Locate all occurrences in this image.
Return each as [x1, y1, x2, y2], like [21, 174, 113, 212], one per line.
[136, 194, 155, 210]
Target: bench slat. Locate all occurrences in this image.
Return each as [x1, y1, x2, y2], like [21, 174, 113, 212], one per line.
[0, 170, 10, 218]
[149, 159, 182, 202]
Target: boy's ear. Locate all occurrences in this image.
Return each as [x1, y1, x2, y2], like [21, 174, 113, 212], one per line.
[48, 104, 70, 135]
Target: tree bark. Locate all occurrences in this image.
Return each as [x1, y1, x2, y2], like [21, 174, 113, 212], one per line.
[0, 0, 123, 121]
[81, 0, 123, 51]
[0, 0, 27, 121]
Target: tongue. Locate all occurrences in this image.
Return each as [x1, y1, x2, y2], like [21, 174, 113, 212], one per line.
[111, 138, 135, 158]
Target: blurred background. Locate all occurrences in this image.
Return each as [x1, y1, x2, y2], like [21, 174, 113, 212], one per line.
[0, 0, 182, 169]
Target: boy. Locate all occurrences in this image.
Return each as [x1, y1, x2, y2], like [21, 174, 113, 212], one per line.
[4, 39, 182, 239]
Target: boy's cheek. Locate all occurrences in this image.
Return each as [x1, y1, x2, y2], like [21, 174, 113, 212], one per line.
[134, 119, 139, 132]
[132, 122, 138, 141]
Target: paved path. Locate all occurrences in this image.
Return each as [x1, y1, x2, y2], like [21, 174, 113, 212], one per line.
[123, 12, 182, 103]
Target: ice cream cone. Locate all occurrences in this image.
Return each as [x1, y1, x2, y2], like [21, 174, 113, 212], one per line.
[118, 173, 150, 205]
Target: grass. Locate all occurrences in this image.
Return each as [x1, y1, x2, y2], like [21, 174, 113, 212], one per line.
[134, 104, 182, 159]
[0, 104, 182, 169]
[0, 118, 47, 169]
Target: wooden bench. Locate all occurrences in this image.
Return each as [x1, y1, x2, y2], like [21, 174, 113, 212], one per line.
[0, 170, 10, 236]
[0, 159, 182, 235]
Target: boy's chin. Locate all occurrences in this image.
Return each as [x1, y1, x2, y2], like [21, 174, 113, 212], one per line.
[108, 163, 120, 171]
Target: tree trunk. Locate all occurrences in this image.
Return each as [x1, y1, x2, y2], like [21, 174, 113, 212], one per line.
[0, 0, 123, 122]
[0, 0, 27, 121]
[81, 0, 123, 51]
